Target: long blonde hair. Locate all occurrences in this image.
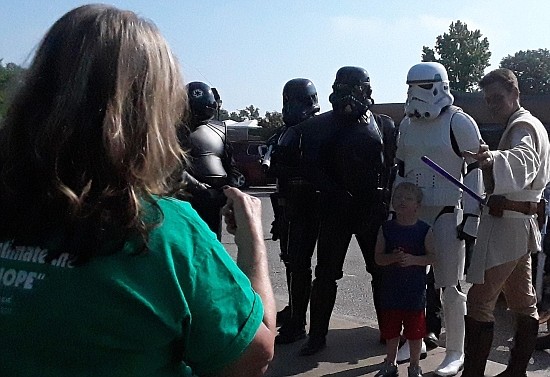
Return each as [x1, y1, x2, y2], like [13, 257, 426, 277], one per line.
[0, 4, 187, 263]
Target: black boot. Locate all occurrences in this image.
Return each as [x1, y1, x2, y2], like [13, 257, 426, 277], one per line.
[495, 315, 538, 377]
[461, 316, 494, 377]
[536, 333, 550, 350]
[276, 270, 311, 344]
[371, 275, 385, 344]
[276, 306, 291, 328]
[299, 278, 337, 356]
[276, 268, 292, 327]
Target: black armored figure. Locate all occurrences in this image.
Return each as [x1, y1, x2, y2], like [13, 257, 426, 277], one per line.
[178, 81, 244, 240]
[295, 67, 397, 356]
[264, 78, 321, 344]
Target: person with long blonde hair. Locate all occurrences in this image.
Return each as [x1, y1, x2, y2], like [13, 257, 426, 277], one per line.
[0, 4, 275, 377]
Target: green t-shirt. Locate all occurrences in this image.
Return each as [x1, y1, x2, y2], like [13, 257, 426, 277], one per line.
[0, 197, 263, 376]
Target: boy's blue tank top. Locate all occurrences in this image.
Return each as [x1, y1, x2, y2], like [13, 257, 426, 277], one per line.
[379, 219, 431, 311]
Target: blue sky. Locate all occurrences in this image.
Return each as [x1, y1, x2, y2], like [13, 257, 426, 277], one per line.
[1, 1, 550, 114]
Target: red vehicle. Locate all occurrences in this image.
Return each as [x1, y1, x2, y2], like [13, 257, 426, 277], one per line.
[231, 140, 274, 187]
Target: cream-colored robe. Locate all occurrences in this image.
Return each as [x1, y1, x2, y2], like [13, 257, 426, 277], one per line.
[467, 108, 550, 284]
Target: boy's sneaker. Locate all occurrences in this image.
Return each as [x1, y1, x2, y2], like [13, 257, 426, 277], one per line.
[407, 365, 422, 377]
[375, 359, 398, 377]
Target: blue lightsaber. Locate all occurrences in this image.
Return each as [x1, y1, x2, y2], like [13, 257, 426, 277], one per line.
[421, 155, 486, 205]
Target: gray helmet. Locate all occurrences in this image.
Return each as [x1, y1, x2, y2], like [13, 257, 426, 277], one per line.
[282, 78, 320, 126]
[186, 81, 219, 123]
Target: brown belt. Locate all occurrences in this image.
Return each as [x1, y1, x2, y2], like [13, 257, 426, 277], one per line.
[486, 195, 538, 217]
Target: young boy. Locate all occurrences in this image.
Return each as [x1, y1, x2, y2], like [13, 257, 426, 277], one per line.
[374, 182, 435, 377]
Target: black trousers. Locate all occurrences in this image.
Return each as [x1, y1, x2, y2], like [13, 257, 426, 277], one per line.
[309, 199, 386, 338]
[426, 267, 442, 337]
[190, 197, 225, 241]
[280, 191, 320, 272]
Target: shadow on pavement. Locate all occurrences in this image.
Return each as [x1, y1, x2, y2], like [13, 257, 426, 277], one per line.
[265, 314, 550, 376]
[484, 301, 550, 372]
[266, 326, 385, 377]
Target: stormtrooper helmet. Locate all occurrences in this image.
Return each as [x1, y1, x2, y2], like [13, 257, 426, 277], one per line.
[282, 78, 320, 126]
[329, 66, 373, 119]
[405, 62, 453, 119]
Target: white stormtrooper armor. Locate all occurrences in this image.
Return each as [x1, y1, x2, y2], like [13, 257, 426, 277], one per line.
[395, 62, 483, 376]
[405, 62, 454, 119]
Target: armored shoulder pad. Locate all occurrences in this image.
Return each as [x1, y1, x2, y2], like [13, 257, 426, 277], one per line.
[450, 111, 482, 153]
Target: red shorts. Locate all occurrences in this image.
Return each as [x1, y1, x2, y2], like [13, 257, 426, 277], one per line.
[379, 309, 426, 341]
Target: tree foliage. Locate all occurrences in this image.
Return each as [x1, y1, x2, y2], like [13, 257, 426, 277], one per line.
[422, 20, 491, 92]
[219, 105, 283, 140]
[500, 49, 550, 95]
[225, 105, 259, 122]
[217, 108, 230, 121]
[224, 104, 282, 128]
[0, 60, 25, 119]
[259, 111, 283, 129]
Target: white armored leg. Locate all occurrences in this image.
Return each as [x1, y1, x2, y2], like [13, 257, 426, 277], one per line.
[435, 286, 466, 376]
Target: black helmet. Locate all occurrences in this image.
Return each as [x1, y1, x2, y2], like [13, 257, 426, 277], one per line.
[282, 78, 320, 126]
[186, 81, 219, 124]
[329, 66, 373, 118]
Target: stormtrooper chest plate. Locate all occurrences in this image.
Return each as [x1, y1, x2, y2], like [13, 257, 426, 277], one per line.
[398, 114, 465, 206]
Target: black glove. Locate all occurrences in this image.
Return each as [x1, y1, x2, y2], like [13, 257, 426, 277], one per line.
[457, 214, 479, 242]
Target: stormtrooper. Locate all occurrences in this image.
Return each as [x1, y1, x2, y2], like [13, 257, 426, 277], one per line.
[294, 66, 397, 356]
[263, 78, 321, 344]
[395, 62, 483, 376]
[177, 81, 244, 240]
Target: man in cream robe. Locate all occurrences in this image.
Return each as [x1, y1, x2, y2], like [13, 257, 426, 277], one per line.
[462, 68, 550, 377]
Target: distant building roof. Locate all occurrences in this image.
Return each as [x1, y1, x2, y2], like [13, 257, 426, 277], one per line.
[224, 119, 261, 128]
[225, 119, 261, 142]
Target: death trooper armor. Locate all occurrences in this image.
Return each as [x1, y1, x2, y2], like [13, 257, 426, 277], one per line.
[295, 67, 397, 356]
[178, 81, 243, 240]
[395, 62, 483, 376]
[261, 78, 320, 172]
[263, 78, 321, 344]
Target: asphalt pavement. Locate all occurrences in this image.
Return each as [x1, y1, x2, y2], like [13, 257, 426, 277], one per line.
[222, 186, 550, 376]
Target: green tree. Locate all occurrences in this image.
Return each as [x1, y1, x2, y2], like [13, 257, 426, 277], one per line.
[228, 105, 262, 122]
[225, 106, 282, 140]
[500, 49, 550, 94]
[422, 20, 491, 92]
[238, 109, 250, 120]
[0, 60, 25, 119]
[244, 105, 260, 120]
[228, 111, 245, 122]
[259, 111, 283, 129]
[217, 108, 230, 121]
